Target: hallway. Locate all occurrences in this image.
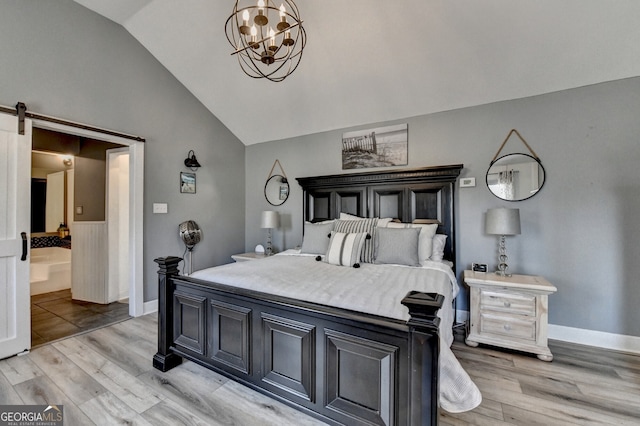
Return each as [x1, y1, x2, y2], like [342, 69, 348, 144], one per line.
[31, 289, 130, 347]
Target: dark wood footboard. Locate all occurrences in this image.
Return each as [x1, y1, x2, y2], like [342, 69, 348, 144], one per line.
[154, 256, 443, 426]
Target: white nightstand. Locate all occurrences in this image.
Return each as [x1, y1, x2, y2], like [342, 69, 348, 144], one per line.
[231, 252, 267, 262]
[464, 270, 557, 361]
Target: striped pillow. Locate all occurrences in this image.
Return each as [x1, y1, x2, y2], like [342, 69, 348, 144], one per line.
[333, 218, 378, 263]
[325, 232, 367, 267]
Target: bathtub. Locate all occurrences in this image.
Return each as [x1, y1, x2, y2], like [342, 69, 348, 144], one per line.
[30, 247, 71, 295]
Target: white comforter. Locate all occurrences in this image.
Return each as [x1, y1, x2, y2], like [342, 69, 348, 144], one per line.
[190, 250, 481, 413]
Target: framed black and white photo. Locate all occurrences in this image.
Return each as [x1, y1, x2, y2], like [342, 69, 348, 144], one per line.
[342, 123, 408, 169]
[180, 172, 196, 194]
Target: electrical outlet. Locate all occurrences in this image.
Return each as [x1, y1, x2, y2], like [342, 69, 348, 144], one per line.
[153, 203, 168, 214]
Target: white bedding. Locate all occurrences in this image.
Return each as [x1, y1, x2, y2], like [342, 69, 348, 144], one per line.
[190, 250, 481, 413]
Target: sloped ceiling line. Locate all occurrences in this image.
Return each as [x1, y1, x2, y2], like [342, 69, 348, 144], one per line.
[74, 0, 640, 145]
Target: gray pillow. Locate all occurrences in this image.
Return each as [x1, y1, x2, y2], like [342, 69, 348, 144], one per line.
[374, 227, 420, 266]
[300, 221, 334, 254]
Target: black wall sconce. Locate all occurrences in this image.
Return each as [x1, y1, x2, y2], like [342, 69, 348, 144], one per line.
[184, 150, 201, 171]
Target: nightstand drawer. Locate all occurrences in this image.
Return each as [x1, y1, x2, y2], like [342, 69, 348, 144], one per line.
[480, 290, 536, 316]
[480, 313, 536, 341]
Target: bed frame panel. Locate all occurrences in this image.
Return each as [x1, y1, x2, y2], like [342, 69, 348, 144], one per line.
[155, 165, 462, 426]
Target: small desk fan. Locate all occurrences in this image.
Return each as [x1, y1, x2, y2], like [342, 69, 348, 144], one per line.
[179, 220, 201, 275]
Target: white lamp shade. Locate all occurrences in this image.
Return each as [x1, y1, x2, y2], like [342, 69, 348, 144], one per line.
[261, 211, 280, 229]
[485, 208, 521, 235]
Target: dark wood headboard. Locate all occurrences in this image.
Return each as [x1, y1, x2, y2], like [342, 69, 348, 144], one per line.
[296, 164, 463, 266]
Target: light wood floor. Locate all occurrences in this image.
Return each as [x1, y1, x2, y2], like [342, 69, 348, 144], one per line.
[1, 314, 638, 425]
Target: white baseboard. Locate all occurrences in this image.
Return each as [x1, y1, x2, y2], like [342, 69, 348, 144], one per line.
[548, 324, 640, 355]
[143, 299, 158, 315]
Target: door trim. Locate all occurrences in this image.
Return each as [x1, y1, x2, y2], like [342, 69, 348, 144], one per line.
[32, 120, 145, 317]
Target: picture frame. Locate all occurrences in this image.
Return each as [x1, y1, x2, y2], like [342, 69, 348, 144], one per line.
[342, 123, 408, 169]
[180, 172, 196, 194]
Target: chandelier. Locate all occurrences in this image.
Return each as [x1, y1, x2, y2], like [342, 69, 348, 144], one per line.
[225, 0, 306, 82]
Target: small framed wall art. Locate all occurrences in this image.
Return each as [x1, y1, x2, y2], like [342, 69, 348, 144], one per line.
[180, 172, 196, 194]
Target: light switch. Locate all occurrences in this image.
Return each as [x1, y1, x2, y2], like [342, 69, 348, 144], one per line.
[153, 203, 168, 214]
[460, 177, 476, 188]
[76, 206, 83, 215]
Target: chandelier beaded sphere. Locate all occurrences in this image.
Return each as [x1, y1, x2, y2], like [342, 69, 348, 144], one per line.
[225, 0, 306, 82]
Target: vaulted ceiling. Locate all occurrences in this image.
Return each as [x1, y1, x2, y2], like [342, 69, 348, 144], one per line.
[73, 0, 640, 145]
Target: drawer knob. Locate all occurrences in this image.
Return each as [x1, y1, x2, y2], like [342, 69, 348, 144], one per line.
[504, 301, 511, 308]
[503, 324, 511, 331]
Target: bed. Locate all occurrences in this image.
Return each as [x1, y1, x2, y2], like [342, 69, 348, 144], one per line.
[154, 165, 481, 425]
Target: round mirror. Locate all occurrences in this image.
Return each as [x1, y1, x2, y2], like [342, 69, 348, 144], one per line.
[265, 174, 289, 206]
[486, 153, 545, 201]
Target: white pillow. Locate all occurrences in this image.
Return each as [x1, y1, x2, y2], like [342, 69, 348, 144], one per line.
[431, 234, 447, 262]
[339, 212, 362, 220]
[380, 222, 438, 265]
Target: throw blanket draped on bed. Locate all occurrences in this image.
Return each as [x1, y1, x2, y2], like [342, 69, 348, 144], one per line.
[190, 250, 482, 413]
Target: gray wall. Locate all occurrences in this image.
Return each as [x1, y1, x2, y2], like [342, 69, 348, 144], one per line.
[246, 77, 640, 338]
[0, 0, 246, 302]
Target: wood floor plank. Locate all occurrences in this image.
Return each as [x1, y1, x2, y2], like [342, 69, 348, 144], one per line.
[0, 369, 24, 404]
[210, 379, 329, 426]
[13, 375, 95, 425]
[501, 403, 583, 426]
[550, 340, 640, 372]
[53, 337, 163, 413]
[0, 353, 45, 385]
[79, 391, 154, 426]
[137, 360, 230, 419]
[440, 409, 517, 426]
[112, 313, 157, 342]
[75, 327, 153, 377]
[576, 381, 640, 413]
[28, 345, 107, 405]
[512, 352, 640, 393]
[453, 396, 505, 422]
[520, 381, 640, 423]
[478, 380, 636, 426]
[109, 320, 158, 358]
[141, 397, 229, 426]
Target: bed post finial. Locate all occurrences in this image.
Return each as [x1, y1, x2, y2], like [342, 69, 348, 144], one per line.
[153, 256, 183, 372]
[402, 291, 443, 425]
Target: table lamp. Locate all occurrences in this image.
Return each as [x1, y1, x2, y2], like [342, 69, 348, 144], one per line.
[485, 208, 521, 276]
[261, 211, 280, 256]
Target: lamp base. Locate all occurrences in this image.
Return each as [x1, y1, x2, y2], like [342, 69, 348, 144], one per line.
[265, 229, 274, 256]
[494, 269, 512, 277]
[495, 235, 512, 277]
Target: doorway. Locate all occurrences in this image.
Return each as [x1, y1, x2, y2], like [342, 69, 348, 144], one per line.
[29, 132, 134, 346]
[30, 119, 145, 318]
